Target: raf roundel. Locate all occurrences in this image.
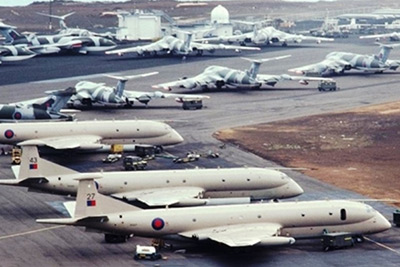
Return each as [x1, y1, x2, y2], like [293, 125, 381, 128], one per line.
[4, 129, 14, 139]
[13, 112, 22, 120]
[151, 217, 165, 231]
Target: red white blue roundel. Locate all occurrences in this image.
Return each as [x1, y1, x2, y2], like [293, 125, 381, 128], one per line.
[13, 112, 22, 120]
[151, 218, 165, 230]
[4, 129, 14, 139]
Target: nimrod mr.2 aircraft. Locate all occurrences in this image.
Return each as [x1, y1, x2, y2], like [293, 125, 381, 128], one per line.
[37, 178, 390, 247]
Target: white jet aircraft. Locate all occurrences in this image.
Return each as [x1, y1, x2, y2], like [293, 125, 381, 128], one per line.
[0, 120, 183, 150]
[37, 178, 390, 247]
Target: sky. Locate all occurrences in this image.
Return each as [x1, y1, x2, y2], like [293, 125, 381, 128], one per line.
[0, 0, 130, 7]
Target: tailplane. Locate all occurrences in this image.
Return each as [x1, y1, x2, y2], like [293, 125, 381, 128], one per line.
[37, 12, 75, 30]
[44, 87, 76, 113]
[103, 72, 159, 97]
[243, 55, 291, 79]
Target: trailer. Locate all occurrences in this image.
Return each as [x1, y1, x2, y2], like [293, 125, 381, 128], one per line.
[182, 99, 203, 110]
[318, 80, 338, 91]
[321, 232, 354, 251]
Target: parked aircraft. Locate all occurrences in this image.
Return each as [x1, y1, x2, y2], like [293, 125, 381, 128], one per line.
[289, 44, 400, 76]
[0, 87, 75, 122]
[0, 120, 183, 150]
[69, 72, 209, 107]
[105, 34, 260, 57]
[199, 26, 334, 46]
[37, 12, 114, 39]
[0, 22, 116, 55]
[360, 32, 400, 42]
[37, 178, 390, 247]
[2, 145, 303, 208]
[153, 55, 333, 91]
[0, 44, 35, 64]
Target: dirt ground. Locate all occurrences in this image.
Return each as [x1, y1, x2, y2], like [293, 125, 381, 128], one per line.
[215, 102, 400, 206]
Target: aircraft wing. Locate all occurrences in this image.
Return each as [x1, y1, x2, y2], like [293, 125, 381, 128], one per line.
[359, 33, 398, 39]
[124, 90, 209, 104]
[179, 223, 295, 247]
[105, 41, 164, 55]
[195, 32, 253, 43]
[288, 58, 348, 76]
[111, 186, 205, 207]
[192, 42, 260, 52]
[17, 135, 103, 150]
[152, 73, 222, 90]
[257, 74, 333, 85]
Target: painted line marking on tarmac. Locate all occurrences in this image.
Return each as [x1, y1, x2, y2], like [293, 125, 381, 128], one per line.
[364, 236, 400, 256]
[0, 226, 65, 241]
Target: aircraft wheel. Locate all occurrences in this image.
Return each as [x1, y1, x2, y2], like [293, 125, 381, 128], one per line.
[282, 42, 288, 47]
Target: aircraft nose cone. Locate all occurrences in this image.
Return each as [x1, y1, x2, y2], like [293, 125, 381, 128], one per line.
[374, 212, 391, 233]
[285, 178, 304, 197]
[169, 129, 184, 145]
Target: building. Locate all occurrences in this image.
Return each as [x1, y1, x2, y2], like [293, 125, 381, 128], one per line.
[116, 10, 162, 41]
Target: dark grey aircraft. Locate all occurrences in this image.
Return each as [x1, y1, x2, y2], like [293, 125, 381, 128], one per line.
[0, 87, 75, 122]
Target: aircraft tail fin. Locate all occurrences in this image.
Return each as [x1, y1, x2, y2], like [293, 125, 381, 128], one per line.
[37, 12, 75, 30]
[74, 178, 136, 218]
[242, 55, 291, 79]
[0, 27, 23, 44]
[183, 33, 193, 53]
[103, 72, 159, 98]
[18, 145, 79, 181]
[44, 87, 76, 113]
[376, 43, 394, 63]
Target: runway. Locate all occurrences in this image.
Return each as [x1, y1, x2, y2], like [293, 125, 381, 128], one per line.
[1, 36, 400, 266]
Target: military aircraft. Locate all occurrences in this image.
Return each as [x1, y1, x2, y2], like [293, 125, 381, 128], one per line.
[288, 44, 400, 76]
[2, 145, 303, 209]
[105, 33, 260, 57]
[153, 55, 333, 91]
[37, 12, 115, 39]
[0, 22, 116, 55]
[69, 72, 210, 108]
[0, 44, 36, 64]
[0, 87, 75, 122]
[360, 32, 400, 42]
[199, 26, 334, 47]
[37, 178, 390, 247]
[0, 119, 183, 150]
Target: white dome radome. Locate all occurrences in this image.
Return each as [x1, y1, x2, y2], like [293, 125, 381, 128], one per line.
[211, 5, 230, 24]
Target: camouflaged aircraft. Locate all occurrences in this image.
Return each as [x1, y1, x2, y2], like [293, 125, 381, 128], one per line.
[0, 87, 75, 122]
[37, 178, 390, 247]
[289, 44, 400, 76]
[69, 72, 209, 108]
[105, 33, 260, 57]
[153, 55, 333, 91]
[199, 26, 334, 47]
[0, 21, 116, 55]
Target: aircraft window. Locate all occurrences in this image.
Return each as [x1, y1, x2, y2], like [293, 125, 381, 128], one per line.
[58, 177, 61, 181]
[166, 180, 170, 183]
[192, 218, 196, 222]
[247, 178, 251, 182]
[301, 214, 305, 217]
[340, 209, 347, 220]
[119, 215, 123, 219]
[182, 179, 186, 183]
[222, 179, 225, 182]
[124, 181, 127, 185]
[329, 212, 333, 216]
[137, 129, 140, 131]
[258, 215, 262, 219]
[116, 129, 119, 132]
